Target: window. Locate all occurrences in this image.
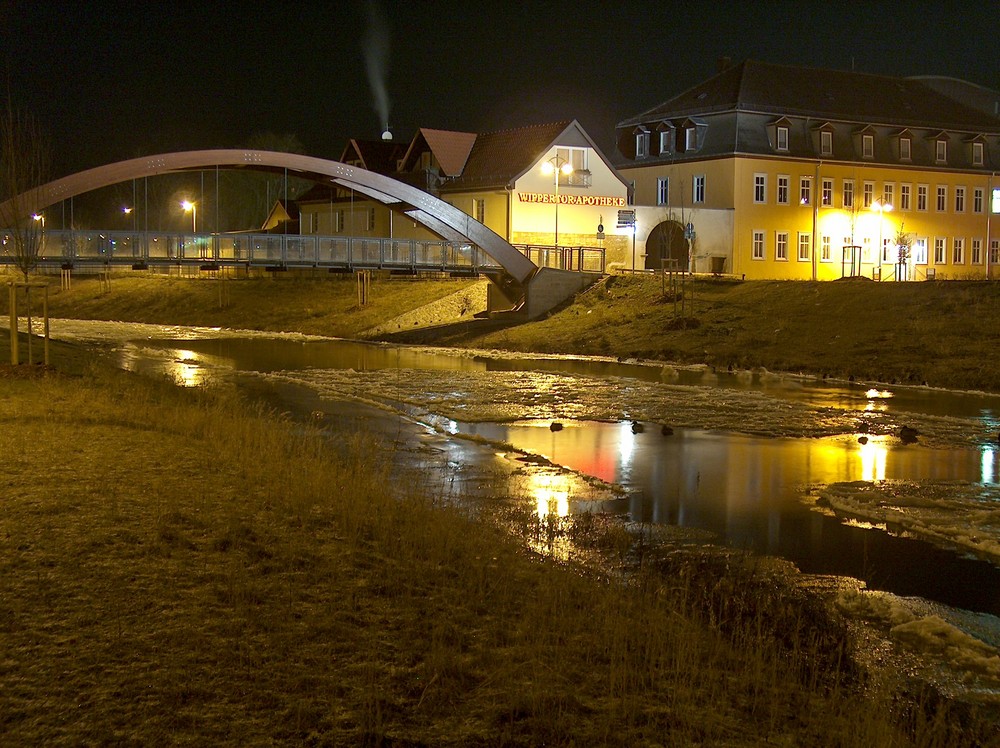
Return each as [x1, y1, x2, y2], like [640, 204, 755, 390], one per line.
[473, 198, 485, 223]
[818, 235, 830, 261]
[777, 175, 789, 205]
[776, 232, 788, 261]
[820, 131, 833, 156]
[659, 130, 672, 154]
[302, 213, 317, 233]
[366, 207, 376, 231]
[842, 179, 854, 209]
[657, 177, 669, 206]
[862, 134, 874, 159]
[685, 127, 697, 151]
[627, 180, 635, 206]
[752, 230, 765, 260]
[798, 232, 811, 261]
[994, 187, 1000, 213]
[974, 188, 984, 213]
[883, 183, 894, 208]
[973, 141, 984, 166]
[912, 238, 927, 265]
[862, 237, 872, 263]
[953, 238, 965, 264]
[955, 186, 966, 212]
[936, 186, 947, 212]
[900, 184, 911, 211]
[556, 147, 590, 186]
[799, 176, 812, 205]
[753, 174, 766, 204]
[936, 139, 947, 163]
[991, 239, 1000, 265]
[693, 175, 705, 203]
[863, 181, 874, 208]
[776, 126, 789, 151]
[972, 238, 983, 264]
[900, 137, 911, 160]
[881, 235, 893, 263]
[635, 131, 649, 158]
[821, 178, 833, 206]
[917, 184, 928, 211]
[333, 209, 345, 232]
[934, 238, 946, 264]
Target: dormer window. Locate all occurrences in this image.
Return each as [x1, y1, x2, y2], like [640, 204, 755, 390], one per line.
[820, 131, 833, 156]
[635, 129, 650, 158]
[899, 137, 911, 161]
[685, 127, 697, 151]
[973, 141, 984, 166]
[776, 126, 789, 151]
[862, 134, 874, 159]
[659, 129, 671, 154]
[935, 139, 947, 163]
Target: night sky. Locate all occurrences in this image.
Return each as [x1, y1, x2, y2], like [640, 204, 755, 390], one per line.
[3, 0, 998, 177]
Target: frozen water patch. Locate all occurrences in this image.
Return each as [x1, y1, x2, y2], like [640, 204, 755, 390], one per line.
[816, 481, 1000, 566]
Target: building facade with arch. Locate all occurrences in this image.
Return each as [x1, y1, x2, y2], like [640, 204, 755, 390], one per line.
[614, 60, 1000, 280]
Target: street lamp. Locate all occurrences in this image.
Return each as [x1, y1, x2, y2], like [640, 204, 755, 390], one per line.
[872, 198, 892, 275]
[540, 155, 573, 247]
[181, 200, 197, 233]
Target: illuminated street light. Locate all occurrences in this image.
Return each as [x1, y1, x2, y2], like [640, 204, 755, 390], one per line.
[31, 213, 44, 227]
[180, 200, 197, 233]
[540, 155, 574, 247]
[872, 198, 893, 273]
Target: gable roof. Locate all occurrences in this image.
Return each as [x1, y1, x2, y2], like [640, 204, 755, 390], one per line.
[619, 59, 1000, 132]
[338, 139, 407, 172]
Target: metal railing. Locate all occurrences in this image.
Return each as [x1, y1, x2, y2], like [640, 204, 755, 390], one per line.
[0, 229, 505, 275]
[512, 244, 605, 273]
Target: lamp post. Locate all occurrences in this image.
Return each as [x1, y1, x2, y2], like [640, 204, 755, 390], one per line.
[540, 154, 573, 247]
[181, 200, 197, 233]
[872, 198, 892, 278]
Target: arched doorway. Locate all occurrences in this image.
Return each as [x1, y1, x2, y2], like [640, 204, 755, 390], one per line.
[644, 220, 689, 271]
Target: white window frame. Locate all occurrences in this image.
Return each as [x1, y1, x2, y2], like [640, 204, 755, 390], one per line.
[474, 198, 485, 224]
[917, 184, 928, 212]
[799, 176, 812, 206]
[635, 132, 649, 158]
[775, 232, 789, 261]
[934, 238, 946, 264]
[752, 230, 765, 260]
[955, 186, 966, 213]
[899, 137, 911, 160]
[820, 131, 833, 156]
[753, 173, 766, 204]
[882, 183, 894, 208]
[693, 174, 705, 204]
[659, 130, 671, 154]
[912, 237, 927, 265]
[862, 134, 874, 159]
[973, 141, 984, 166]
[685, 128, 697, 151]
[842, 179, 854, 209]
[821, 235, 832, 261]
[777, 175, 790, 205]
[821, 178, 833, 207]
[798, 232, 811, 261]
[776, 126, 789, 151]
[936, 186, 947, 212]
[900, 183, 911, 211]
[991, 239, 1000, 265]
[972, 238, 983, 264]
[657, 177, 669, 206]
[936, 139, 948, 163]
[953, 237, 965, 265]
[863, 181, 874, 208]
[974, 188, 984, 214]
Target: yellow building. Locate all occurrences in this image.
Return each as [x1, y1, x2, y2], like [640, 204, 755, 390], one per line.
[297, 120, 631, 269]
[615, 60, 1000, 280]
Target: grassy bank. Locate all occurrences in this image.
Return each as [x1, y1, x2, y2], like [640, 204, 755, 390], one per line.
[2, 365, 982, 745]
[5, 271, 999, 392]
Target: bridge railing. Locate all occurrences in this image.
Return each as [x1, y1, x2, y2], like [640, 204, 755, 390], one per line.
[513, 244, 605, 273]
[1, 229, 505, 274]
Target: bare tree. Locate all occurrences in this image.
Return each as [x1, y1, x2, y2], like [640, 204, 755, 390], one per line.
[0, 103, 49, 281]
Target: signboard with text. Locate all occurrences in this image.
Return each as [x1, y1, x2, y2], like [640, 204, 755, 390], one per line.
[518, 192, 626, 207]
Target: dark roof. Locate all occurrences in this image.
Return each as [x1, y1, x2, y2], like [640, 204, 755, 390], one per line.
[619, 60, 1000, 132]
[440, 120, 574, 191]
[338, 139, 407, 172]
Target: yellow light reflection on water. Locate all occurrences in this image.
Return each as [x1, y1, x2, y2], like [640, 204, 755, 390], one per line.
[619, 420, 636, 467]
[983, 448, 996, 485]
[531, 473, 570, 519]
[167, 350, 206, 387]
[859, 438, 888, 482]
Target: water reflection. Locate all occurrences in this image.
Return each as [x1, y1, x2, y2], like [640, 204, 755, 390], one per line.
[531, 473, 571, 519]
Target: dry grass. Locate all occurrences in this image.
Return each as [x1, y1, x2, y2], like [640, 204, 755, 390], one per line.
[0, 368, 986, 746]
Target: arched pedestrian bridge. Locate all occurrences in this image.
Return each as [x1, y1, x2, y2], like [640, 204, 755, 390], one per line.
[2, 150, 602, 318]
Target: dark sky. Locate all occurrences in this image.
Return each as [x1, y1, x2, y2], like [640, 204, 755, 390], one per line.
[3, 0, 998, 177]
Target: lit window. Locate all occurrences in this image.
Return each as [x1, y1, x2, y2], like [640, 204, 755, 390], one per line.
[776, 126, 789, 151]
[753, 174, 766, 204]
[862, 134, 874, 159]
[799, 176, 811, 205]
[657, 177, 669, 206]
[752, 230, 765, 260]
[912, 238, 927, 265]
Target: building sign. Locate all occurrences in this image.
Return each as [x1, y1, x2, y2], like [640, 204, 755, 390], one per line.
[518, 192, 626, 207]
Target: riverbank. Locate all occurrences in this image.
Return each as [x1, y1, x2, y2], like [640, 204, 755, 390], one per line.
[8, 272, 999, 392]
